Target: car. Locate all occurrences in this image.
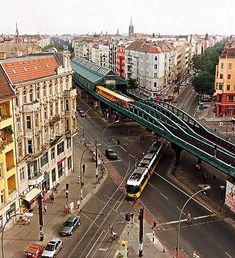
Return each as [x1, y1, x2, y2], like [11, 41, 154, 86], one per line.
[105, 149, 118, 160]
[41, 238, 63, 258]
[59, 215, 81, 236]
[163, 95, 174, 102]
[79, 110, 87, 117]
[24, 243, 43, 258]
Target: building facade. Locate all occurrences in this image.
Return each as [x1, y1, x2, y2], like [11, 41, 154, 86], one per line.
[0, 69, 18, 226]
[214, 41, 235, 116]
[116, 42, 126, 78]
[0, 52, 77, 211]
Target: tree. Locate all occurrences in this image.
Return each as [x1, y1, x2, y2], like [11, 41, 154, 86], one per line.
[192, 71, 214, 94]
[128, 78, 137, 89]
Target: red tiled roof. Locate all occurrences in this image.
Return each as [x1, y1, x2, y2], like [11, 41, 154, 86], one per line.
[220, 48, 235, 59]
[126, 40, 163, 53]
[1, 55, 59, 84]
[0, 66, 14, 101]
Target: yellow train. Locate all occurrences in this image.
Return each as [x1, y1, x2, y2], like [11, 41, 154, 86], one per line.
[96, 86, 134, 108]
[126, 141, 163, 200]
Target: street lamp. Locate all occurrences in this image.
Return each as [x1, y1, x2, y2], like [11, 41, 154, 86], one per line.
[1, 212, 33, 258]
[79, 146, 90, 201]
[101, 120, 119, 145]
[176, 186, 211, 258]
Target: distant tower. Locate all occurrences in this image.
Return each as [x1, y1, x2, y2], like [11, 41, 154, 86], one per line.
[128, 18, 134, 36]
[116, 29, 119, 36]
[15, 22, 20, 44]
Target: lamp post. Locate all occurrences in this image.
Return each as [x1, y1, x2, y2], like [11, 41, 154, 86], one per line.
[1, 212, 33, 258]
[79, 146, 90, 201]
[176, 186, 211, 258]
[101, 120, 119, 145]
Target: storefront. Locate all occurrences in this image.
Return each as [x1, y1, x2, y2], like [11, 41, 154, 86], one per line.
[20, 187, 41, 212]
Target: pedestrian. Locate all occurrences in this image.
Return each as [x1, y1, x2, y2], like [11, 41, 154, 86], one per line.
[80, 189, 83, 200]
[44, 204, 47, 214]
[77, 199, 81, 210]
[65, 189, 69, 202]
[66, 183, 69, 190]
[82, 164, 86, 173]
[96, 169, 99, 183]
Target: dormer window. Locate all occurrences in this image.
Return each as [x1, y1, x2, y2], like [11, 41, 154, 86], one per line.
[12, 69, 16, 74]
[34, 66, 37, 71]
[24, 67, 27, 72]
[46, 64, 49, 68]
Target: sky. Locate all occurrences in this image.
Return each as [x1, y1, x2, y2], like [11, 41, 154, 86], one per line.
[1, 0, 235, 36]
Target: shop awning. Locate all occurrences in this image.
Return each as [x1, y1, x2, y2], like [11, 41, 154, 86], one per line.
[21, 188, 41, 202]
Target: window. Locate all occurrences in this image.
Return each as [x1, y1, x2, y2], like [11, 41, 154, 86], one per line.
[58, 163, 63, 178]
[65, 100, 69, 111]
[52, 168, 56, 182]
[221, 63, 224, 69]
[36, 136, 40, 151]
[29, 89, 33, 102]
[155, 56, 158, 61]
[0, 163, 2, 178]
[16, 117, 21, 131]
[67, 138, 71, 149]
[18, 140, 22, 157]
[50, 104, 53, 117]
[219, 84, 223, 90]
[36, 87, 40, 99]
[0, 191, 4, 205]
[68, 156, 72, 170]
[154, 64, 157, 69]
[228, 63, 232, 69]
[28, 139, 33, 154]
[44, 107, 47, 119]
[43, 86, 46, 96]
[228, 74, 231, 79]
[51, 147, 55, 160]
[55, 102, 58, 114]
[220, 74, 223, 79]
[49, 85, 52, 95]
[154, 82, 157, 87]
[57, 141, 64, 155]
[35, 113, 39, 127]
[27, 161, 37, 179]
[23, 91, 27, 104]
[19, 167, 25, 181]
[66, 119, 69, 131]
[61, 100, 64, 112]
[26, 116, 31, 129]
[227, 85, 230, 91]
[228, 95, 233, 101]
[41, 152, 48, 167]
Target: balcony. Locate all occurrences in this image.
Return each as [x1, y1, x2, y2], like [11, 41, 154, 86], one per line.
[63, 88, 77, 98]
[49, 114, 61, 126]
[23, 101, 40, 113]
[28, 172, 44, 186]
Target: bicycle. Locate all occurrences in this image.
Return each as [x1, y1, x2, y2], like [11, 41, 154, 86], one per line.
[108, 233, 119, 242]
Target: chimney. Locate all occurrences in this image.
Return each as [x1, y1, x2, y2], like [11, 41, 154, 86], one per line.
[0, 52, 7, 60]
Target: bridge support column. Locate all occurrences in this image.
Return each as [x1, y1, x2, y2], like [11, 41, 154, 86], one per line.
[171, 143, 182, 167]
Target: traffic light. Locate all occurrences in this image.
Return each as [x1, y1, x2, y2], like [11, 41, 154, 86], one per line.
[125, 212, 130, 222]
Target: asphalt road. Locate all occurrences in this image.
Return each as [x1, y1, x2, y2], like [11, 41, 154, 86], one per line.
[64, 95, 235, 258]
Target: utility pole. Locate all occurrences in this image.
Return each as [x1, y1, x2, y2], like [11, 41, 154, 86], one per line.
[139, 207, 144, 257]
[38, 194, 44, 241]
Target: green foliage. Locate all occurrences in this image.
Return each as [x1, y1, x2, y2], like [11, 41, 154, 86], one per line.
[116, 252, 124, 258]
[192, 40, 226, 94]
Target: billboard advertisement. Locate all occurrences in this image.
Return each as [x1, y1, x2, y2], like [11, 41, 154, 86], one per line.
[225, 180, 235, 213]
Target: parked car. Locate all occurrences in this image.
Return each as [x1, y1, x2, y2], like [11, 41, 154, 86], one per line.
[79, 110, 87, 117]
[24, 243, 43, 258]
[105, 149, 118, 160]
[41, 238, 63, 258]
[163, 95, 174, 102]
[59, 215, 81, 236]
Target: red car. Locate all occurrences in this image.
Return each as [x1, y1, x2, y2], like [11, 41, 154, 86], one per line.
[79, 110, 87, 117]
[24, 243, 43, 258]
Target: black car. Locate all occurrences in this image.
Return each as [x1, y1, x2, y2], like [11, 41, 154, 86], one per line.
[59, 216, 80, 236]
[105, 149, 117, 160]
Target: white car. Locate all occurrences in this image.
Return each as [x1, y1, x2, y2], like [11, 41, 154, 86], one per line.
[41, 238, 63, 258]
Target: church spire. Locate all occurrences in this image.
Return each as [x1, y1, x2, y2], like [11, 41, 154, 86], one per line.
[128, 17, 134, 37]
[15, 22, 20, 44]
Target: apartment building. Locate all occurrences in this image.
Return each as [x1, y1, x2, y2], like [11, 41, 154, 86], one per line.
[0, 70, 18, 225]
[109, 40, 117, 73]
[214, 41, 235, 116]
[125, 40, 176, 97]
[116, 42, 126, 78]
[0, 51, 77, 210]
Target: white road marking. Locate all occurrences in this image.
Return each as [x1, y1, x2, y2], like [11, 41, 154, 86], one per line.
[160, 192, 169, 200]
[148, 183, 154, 188]
[225, 252, 233, 258]
[155, 173, 212, 213]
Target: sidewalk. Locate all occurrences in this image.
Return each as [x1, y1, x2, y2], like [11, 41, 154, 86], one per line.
[3, 135, 106, 258]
